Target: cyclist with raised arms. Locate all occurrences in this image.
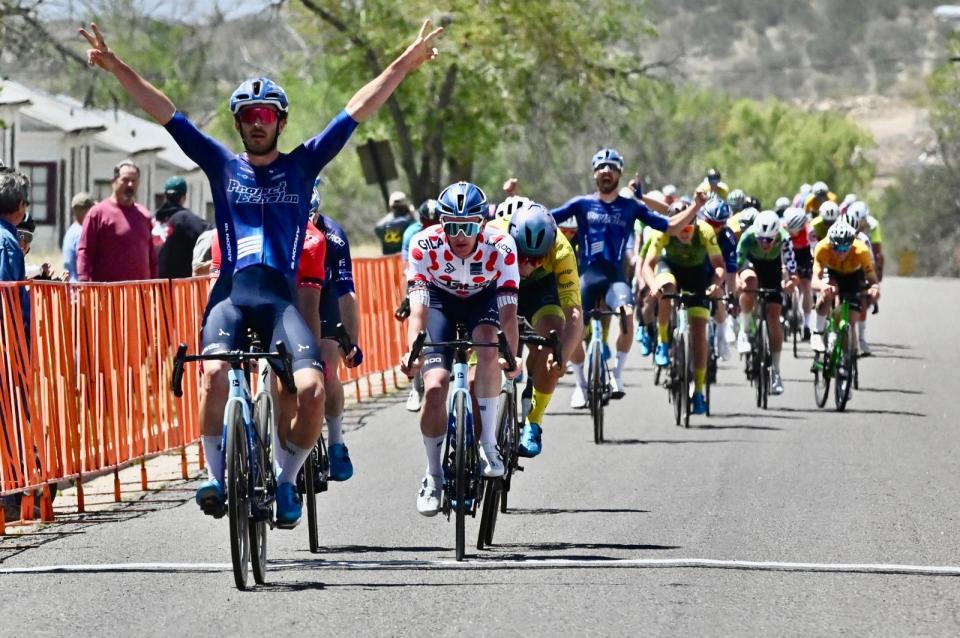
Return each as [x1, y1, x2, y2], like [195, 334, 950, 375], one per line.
[641, 203, 726, 414]
[399, 182, 520, 517]
[551, 149, 704, 407]
[810, 221, 880, 353]
[80, 20, 443, 527]
[488, 199, 583, 458]
[735, 210, 799, 396]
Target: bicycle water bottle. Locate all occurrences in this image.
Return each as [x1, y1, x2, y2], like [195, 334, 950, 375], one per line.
[676, 308, 688, 338]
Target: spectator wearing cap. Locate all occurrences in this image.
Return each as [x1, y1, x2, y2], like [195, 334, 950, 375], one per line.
[154, 176, 210, 279]
[374, 190, 414, 256]
[695, 168, 730, 200]
[77, 159, 157, 282]
[0, 167, 30, 328]
[62, 192, 95, 282]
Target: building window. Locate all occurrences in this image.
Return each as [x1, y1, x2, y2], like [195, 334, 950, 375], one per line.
[19, 162, 57, 224]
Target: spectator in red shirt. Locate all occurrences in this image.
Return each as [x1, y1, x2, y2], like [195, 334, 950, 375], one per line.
[77, 159, 157, 282]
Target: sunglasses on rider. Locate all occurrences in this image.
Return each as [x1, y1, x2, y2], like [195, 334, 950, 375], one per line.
[594, 162, 620, 173]
[442, 219, 482, 238]
[238, 106, 279, 125]
[757, 236, 776, 244]
[833, 243, 851, 253]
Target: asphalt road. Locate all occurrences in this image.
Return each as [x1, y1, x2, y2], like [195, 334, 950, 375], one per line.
[2, 276, 959, 637]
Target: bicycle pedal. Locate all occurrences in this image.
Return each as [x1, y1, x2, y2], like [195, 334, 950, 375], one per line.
[516, 465, 525, 472]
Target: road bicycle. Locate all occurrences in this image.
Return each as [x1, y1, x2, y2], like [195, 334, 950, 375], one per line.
[172, 339, 296, 590]
[586, 306, 625, 444]
[659, 292, 698, 428]
[740, 288, 781, 410]
[783, 286, 804, 358]
[406, 326, 515, 561]
[811, 295, 861, 411]
[478, 321, 560, 549]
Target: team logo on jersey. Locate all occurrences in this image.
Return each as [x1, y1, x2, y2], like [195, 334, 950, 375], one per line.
[416, 236, 443, 250]
[227, 179, 299, 205]
[444, 262, 456, 274]
[384, 229, 403, 244]
[470, 262, 483, 276]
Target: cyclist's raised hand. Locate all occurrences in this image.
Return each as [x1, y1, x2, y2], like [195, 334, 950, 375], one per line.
[694, 189, 708, 206]
[396, 19, 444, 73]
[503, 178, 520, 197]
[79, 23, 119, 72]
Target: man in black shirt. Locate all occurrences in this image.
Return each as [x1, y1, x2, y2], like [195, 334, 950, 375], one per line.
[155, 176, 210, 278]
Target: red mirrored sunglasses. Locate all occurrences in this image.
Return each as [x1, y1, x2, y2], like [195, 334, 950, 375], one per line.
[238, 106, 279, 125]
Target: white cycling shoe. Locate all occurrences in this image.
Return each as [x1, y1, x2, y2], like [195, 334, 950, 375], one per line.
[405, 387, 422, 412]
[771, 371, 784, 395]
[479, 442, 505, 478]
[570, 384, 587, 409]
[716, 338, 731, 361]
[416, 474, 442, 517]
[811, 332, 826, 353]
[736, 330, 752, 354]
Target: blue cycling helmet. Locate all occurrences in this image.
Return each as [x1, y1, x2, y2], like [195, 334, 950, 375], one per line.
[591, 148, 624, 172]
[230, 77, 289, 115]
[702, 197, 730, 223]
[437, 181, 488, 218]
[508, 202, 556, 258]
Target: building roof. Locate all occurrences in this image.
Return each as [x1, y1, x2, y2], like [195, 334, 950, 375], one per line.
[1, 79, 198, 171]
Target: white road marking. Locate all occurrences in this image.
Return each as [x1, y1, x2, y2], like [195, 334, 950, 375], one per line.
[2, 557, 960, 576]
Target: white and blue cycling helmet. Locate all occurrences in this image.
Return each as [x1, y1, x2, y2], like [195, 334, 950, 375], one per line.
[230, 77, 289, 115]
[591, 148, 624, 172]
[437, 181, 488, 218]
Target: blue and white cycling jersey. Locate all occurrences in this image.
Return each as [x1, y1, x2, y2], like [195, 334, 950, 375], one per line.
[164, 110, 358, 282]
[315, 214, 355, 297]
[400, 221, 423, 262]
[550, 194, 669, 271]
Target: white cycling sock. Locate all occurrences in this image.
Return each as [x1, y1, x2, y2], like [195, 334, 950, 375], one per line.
[276, 442, 312, 486]
[715, 321, 727, 343]
[202, 435, 224, 484]
[572, 362, 586, 388]
[815, 313, 827, 332]
[423, 434, 443, 477]
[478, 397, 498, 445]
[804, 310, 813, 331]
[326, 414, 344, 445]
[615, 351, 628, 378]
[858, 321, 867, 341]
[772, 350, 781, 372]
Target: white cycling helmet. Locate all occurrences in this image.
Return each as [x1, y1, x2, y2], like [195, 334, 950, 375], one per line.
[494, 196, 532, 224]
[774, 196, 792, 214]
[848, 200, 869, 225]
[753, 210, 781, 239]
[819, 200, 840, 223]
[812, 181, 829, 197]
[827, 220, 857, 248]
[782, 207, 807, 233]
[738, 206, 758, 231]
[662, 184, 678, 198]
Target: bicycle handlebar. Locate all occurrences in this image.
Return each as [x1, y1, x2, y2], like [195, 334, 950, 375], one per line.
[405, 330, 517, 372]
[520, 329, 562, 365]
[331, 322, 353, 358]
[171, 341, 297, 398]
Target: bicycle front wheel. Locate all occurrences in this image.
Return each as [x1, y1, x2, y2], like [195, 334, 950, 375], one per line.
[590, 345, 604, 444]
[250, 395, 273, 585]
[671, 337, 684, 426]
[835, 326, 854, 411]
[454, 393, 468, 561]
[226, 403, 250, 590]
[813, 352, 831, 408]
[682, 335, 692, 428]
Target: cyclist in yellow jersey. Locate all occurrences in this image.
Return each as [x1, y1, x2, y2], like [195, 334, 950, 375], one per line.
[803, 181, 838, 215]
[810, 221, 880, 353]
[490, 198, 583, 458]
[641, 208, 725, 414]
[695, 167, 730, 200]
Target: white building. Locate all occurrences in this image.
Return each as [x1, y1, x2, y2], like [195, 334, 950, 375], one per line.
[0, 79, 213, 253]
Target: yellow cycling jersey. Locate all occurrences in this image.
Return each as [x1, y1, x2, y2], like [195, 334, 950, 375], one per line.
[649, 221, 722, 268]
[804, 192, 838, 215]
[727, 211, 752, 239]
[488, 218, 581, 309]
[810, 216, 830, 241]
[813, 238, 875, 277]
[865, 216, 883, 244]
[695, 180, 730, 200]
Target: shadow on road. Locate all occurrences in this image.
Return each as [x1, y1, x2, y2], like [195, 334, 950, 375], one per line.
[708, 412, 801, 421]
[855, 387, 924, 395]
[693, 424, 782, 431]
[770, 406, 927, 418]
[507, 507, 650, 515]
[491, 541, 680, 553]
[302, 545, 448, 555]
[602, 439, 733, 445]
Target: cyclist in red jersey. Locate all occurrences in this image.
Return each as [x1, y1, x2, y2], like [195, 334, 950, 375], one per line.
[781, 207, 814, 339]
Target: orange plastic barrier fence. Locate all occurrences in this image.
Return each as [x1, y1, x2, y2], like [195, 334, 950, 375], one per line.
[0, 255, 409, 530]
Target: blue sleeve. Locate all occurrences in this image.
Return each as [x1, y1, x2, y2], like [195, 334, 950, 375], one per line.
[550, 197, 582, 224]
[332, 228, 355, 297]
[164, 112, 234, 176]
[721, 229, 738, 273]
[298, 110, 360, 179]
[634, 201, 669, 232]
[63, 231, 77, 281]
[401, 224, 419, 262]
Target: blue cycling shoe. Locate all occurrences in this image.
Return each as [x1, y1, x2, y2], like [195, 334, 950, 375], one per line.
[636, 325, 653, 357]
[275, 482, 302, 529]
[195, 478, 226, 518]
[654, 343, 670, 367]
[602, 342, 612, 362]
[328, 443, 354, 482]
[518, 422, 543, 458]
[691, 392, 707, 415]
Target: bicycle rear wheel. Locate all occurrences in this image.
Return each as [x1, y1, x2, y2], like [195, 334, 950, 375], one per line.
[682, 335, 692, 428]
[304, 437, 327, 554]
[671, 338, 684, 426]
[477, 478, 500, 549]
[835, 326, 854, 411]
[498, 385, 518, 514]
[590, 345, 604, 444]
[226, 403, 250, 590]
[812, 352, 831, 408]
[453, 393, 468, 561]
